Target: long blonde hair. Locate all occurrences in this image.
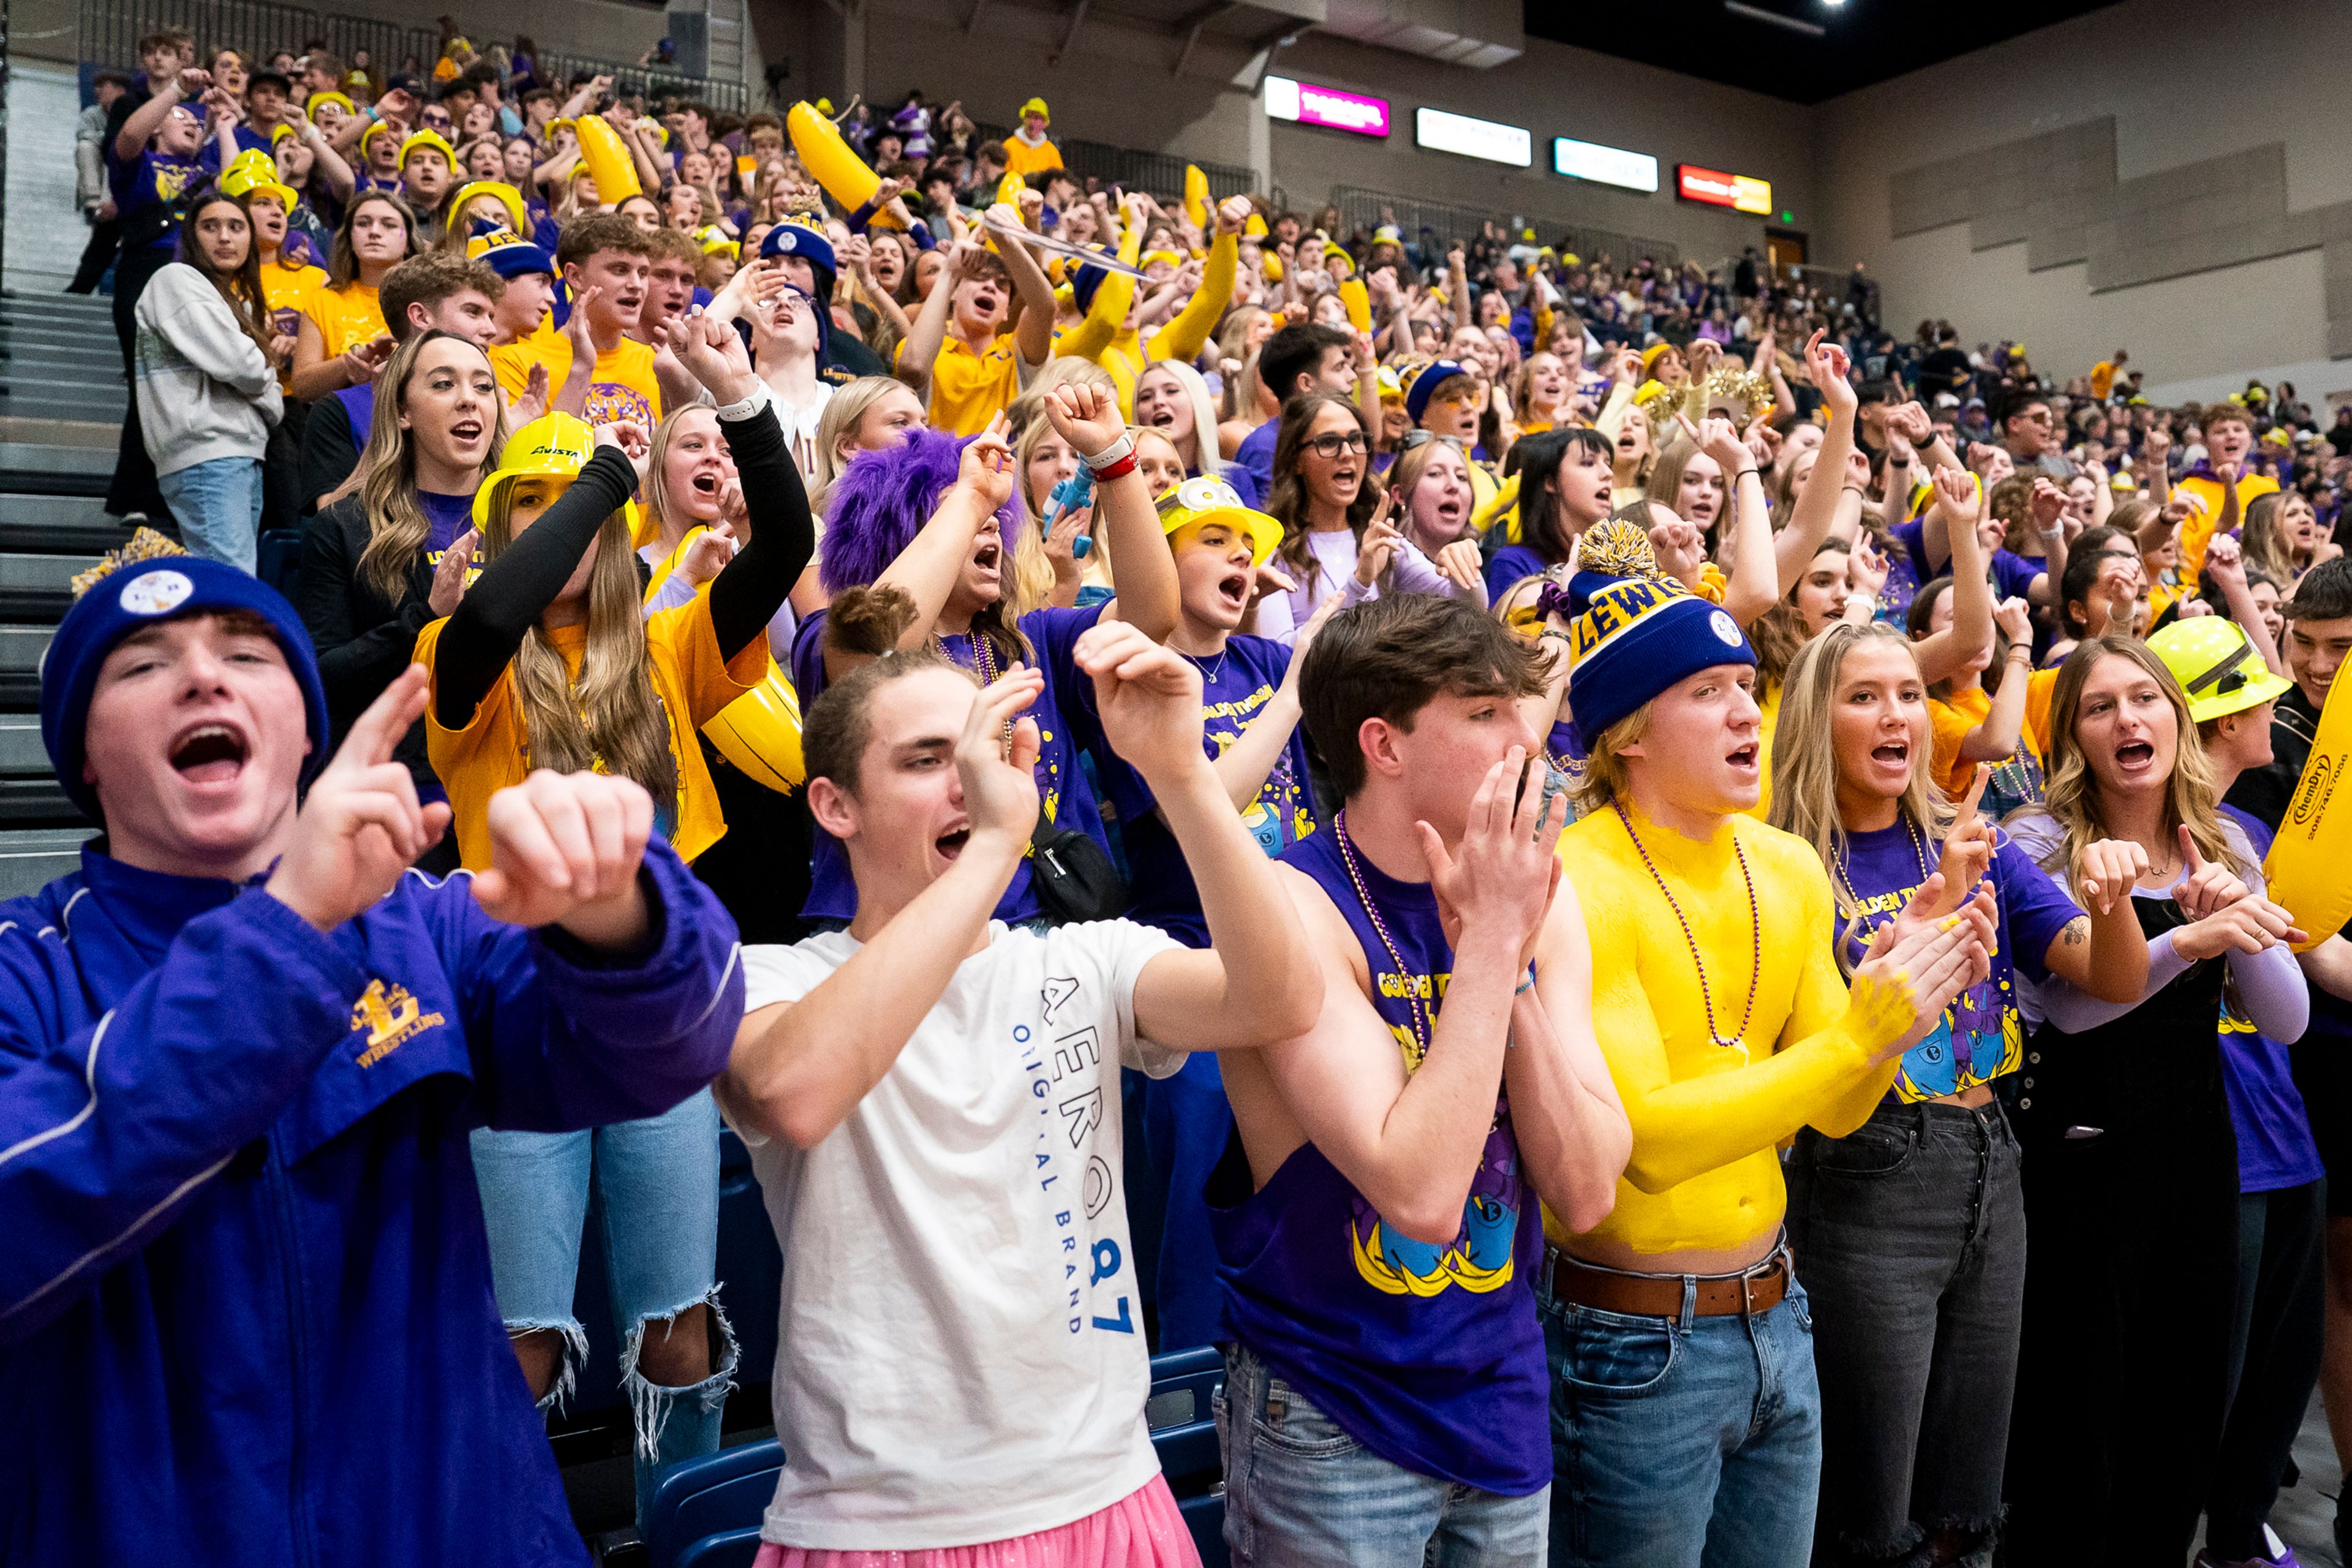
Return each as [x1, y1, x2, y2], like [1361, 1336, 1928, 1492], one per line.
[476, 485, 680, 820]
[811, 375, 916, 509]
[1007, 414, 1073, 617]
[639, 404, 720, 556]
[1769, 624, 1956, 970]
[355, 331, 507, 603]
[2021, 634, 2244, 903]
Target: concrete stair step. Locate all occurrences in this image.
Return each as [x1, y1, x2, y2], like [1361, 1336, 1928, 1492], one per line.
[0, 625, 53, 673]
[0, 828, 96, 900]
[0, 777, 78, 826]
[0, 718, 47, 775]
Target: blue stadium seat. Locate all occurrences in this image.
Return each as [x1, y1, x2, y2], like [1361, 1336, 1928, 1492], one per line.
[256, 529, 302, 604]
[643, 1439, 785, 1568]
[649, 1348, 1227, 1568]
[673, 1526, 764, 1568]
[1145, 1344, 1223, 1484]
[1147, 1345, 1226, 1564]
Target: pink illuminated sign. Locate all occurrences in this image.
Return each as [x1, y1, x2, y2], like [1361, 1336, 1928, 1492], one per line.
[1263, 76, 1390, 138]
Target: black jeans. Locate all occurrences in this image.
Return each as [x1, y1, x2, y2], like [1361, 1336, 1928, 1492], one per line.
[67, 214, 120, 293]
[107, 242, 175, 522]
[1785, 1099, 2024, 1564]
[2002, 1112, 2238, 1566]
[2207, 1180, 2326, 1561]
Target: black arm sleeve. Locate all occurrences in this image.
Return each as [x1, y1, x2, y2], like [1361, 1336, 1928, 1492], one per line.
[298, 397, 360, 516]
[706, 402, 816, 661]
[430, 446, 638, 731]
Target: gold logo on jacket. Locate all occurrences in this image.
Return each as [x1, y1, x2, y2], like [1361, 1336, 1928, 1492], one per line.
[350, 981, 445, 1068]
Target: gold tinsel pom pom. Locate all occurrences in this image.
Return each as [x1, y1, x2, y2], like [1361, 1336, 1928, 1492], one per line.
[70, 527, 187, 600]
[1574, 518, 1662, 582]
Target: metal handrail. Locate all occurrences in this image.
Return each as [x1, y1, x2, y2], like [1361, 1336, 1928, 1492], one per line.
[969, 119, 1253, 206]
[75, 0, 746, 111]
[1327, 184, 1680, 268]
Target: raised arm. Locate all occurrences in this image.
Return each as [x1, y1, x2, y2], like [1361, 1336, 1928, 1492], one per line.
[721, 670, 1043, 1148]
[860, 416, 1011, 674]
[1150, 200, 1246, 368]
[1958, 602, 2037, 763]
[1697, 414, 1776, 628]
[1776, 331, 1856, 596]
[1238, 751, 1562, 1245]
[1057, 197, 1143, 364]
[1087, 625, 1322, 1050]
[1913, 467, 1996, 685]
[430, 432, 644, 729]
[1042, 384, 1175, 638]
[899, 234, 968, 396]
[988, 201, 1057, 369]
[115, 68, 196, 163]
[662, 310, 816, 659]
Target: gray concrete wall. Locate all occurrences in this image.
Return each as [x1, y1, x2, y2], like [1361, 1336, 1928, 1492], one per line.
[1814, 0, 2352, 394]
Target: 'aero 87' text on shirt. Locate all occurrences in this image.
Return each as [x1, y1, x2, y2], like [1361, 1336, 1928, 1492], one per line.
[730, 918, 1185, 1550]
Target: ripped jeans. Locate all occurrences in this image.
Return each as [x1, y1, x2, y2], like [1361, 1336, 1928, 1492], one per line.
[471, 1088, 737, 1525]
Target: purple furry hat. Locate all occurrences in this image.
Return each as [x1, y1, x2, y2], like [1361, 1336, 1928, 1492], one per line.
[820, 428, 1023, 596]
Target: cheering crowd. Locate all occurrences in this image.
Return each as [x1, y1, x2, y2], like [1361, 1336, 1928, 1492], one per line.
[9, 25, 2352, 1568]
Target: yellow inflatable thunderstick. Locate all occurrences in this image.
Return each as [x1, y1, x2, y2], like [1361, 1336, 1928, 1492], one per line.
[2265, 671, 2352, 952]
[788, 101, 907, 229]
[574, 115, 642, 203]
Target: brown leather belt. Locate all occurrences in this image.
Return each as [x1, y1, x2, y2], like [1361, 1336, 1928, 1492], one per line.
[1540, 1242, 1793, 1319]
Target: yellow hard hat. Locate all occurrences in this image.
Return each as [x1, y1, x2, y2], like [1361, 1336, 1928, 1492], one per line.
[2147, 617, 2293, 725]
[398, 128, 456, 168]
[306, 91, 354, 119]
[474, 413, 596, 529]
[1155, 475, 1281, 567]
[360, 119, 401, 155]
[219, 163, 298, 214]
[268, 121, 296, 145]
[448, 179, 529, 232]
[228, 148, 278, 181]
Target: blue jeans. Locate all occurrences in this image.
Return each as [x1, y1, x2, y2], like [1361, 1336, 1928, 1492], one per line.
[155, 456, 262, 574]
[470, 1088, 735, 1525]
[1216, 1340, 1549, 1566]
[1542, 1271, 1820, 1567]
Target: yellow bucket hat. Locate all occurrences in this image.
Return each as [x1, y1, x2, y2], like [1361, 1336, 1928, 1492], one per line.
[1156, 475, 1281, 566]
[473, 413, 595, 529]
[1018, 96, 1050, 123]
[448, 179, 529, 232]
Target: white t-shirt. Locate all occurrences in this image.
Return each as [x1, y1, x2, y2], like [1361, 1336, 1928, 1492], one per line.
[733, 919, 1186, 1550]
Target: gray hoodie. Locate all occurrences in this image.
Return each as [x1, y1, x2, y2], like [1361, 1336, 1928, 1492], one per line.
[132, 262, 284, 477]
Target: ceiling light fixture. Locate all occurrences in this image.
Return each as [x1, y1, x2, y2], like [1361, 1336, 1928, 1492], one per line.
[1724, 1, 1827, 34]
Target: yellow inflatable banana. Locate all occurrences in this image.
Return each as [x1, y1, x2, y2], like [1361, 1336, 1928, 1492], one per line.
[575, 114, 641, 203]
[2264, 673, 2352, 951]
[994, 170, 1027, 215]
[788, 101, 906, 228]
[705, 663, 807, 795]
[1183, 164, 1209, 230]
[1339, 278, 1371, 333]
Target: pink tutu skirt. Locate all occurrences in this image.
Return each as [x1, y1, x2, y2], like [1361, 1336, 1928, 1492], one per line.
[753, 1475, 1201, 1568]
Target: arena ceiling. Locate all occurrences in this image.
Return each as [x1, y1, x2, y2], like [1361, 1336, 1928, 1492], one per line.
[1525, 1, 2126, 104]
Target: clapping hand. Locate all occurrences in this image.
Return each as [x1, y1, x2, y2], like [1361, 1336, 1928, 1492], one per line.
[1849, 875, 1997, 1063]
[429, 528, 478, 616]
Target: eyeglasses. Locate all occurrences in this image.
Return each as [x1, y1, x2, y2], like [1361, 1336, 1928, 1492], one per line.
[1401, 431, 1465, 452]
[1305, 431, 1370, 459]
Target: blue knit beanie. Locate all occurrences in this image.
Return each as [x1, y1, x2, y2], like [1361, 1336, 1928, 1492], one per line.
[1564, 519, 1755, 752]
[1404, 360, 1469, 424]
[42, 549, 331, 820]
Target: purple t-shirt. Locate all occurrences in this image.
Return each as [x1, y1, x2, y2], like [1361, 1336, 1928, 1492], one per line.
[1834, 821, 2081, 1102]
[2218, 805, 2327, 1192]
[788, 603, 1112, 925]
[1059, 630, 1315, 947]
[1484, 542, 1555, 600]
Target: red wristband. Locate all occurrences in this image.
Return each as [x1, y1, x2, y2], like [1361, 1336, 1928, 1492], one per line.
[1090, 453, 1136, 481]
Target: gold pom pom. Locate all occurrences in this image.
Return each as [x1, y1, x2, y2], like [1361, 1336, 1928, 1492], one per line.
[1573, 519, 1660, 582]
[70, 527, 186, 600]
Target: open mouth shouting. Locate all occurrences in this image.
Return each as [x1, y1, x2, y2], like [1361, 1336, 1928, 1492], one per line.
[1725, 739, 1760, 776]
[2111, 737, 2156, 778]
[935, 821, 971, 861]
[1869, 734, 1910, 781]
[169, 719, 251, 790]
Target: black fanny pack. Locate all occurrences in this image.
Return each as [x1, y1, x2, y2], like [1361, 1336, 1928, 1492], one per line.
[1027, 808, 1127, 925]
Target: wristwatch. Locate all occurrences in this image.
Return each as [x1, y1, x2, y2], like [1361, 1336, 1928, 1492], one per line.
[714, 382, 774, 422]
[1082, 432, 1136, 472]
